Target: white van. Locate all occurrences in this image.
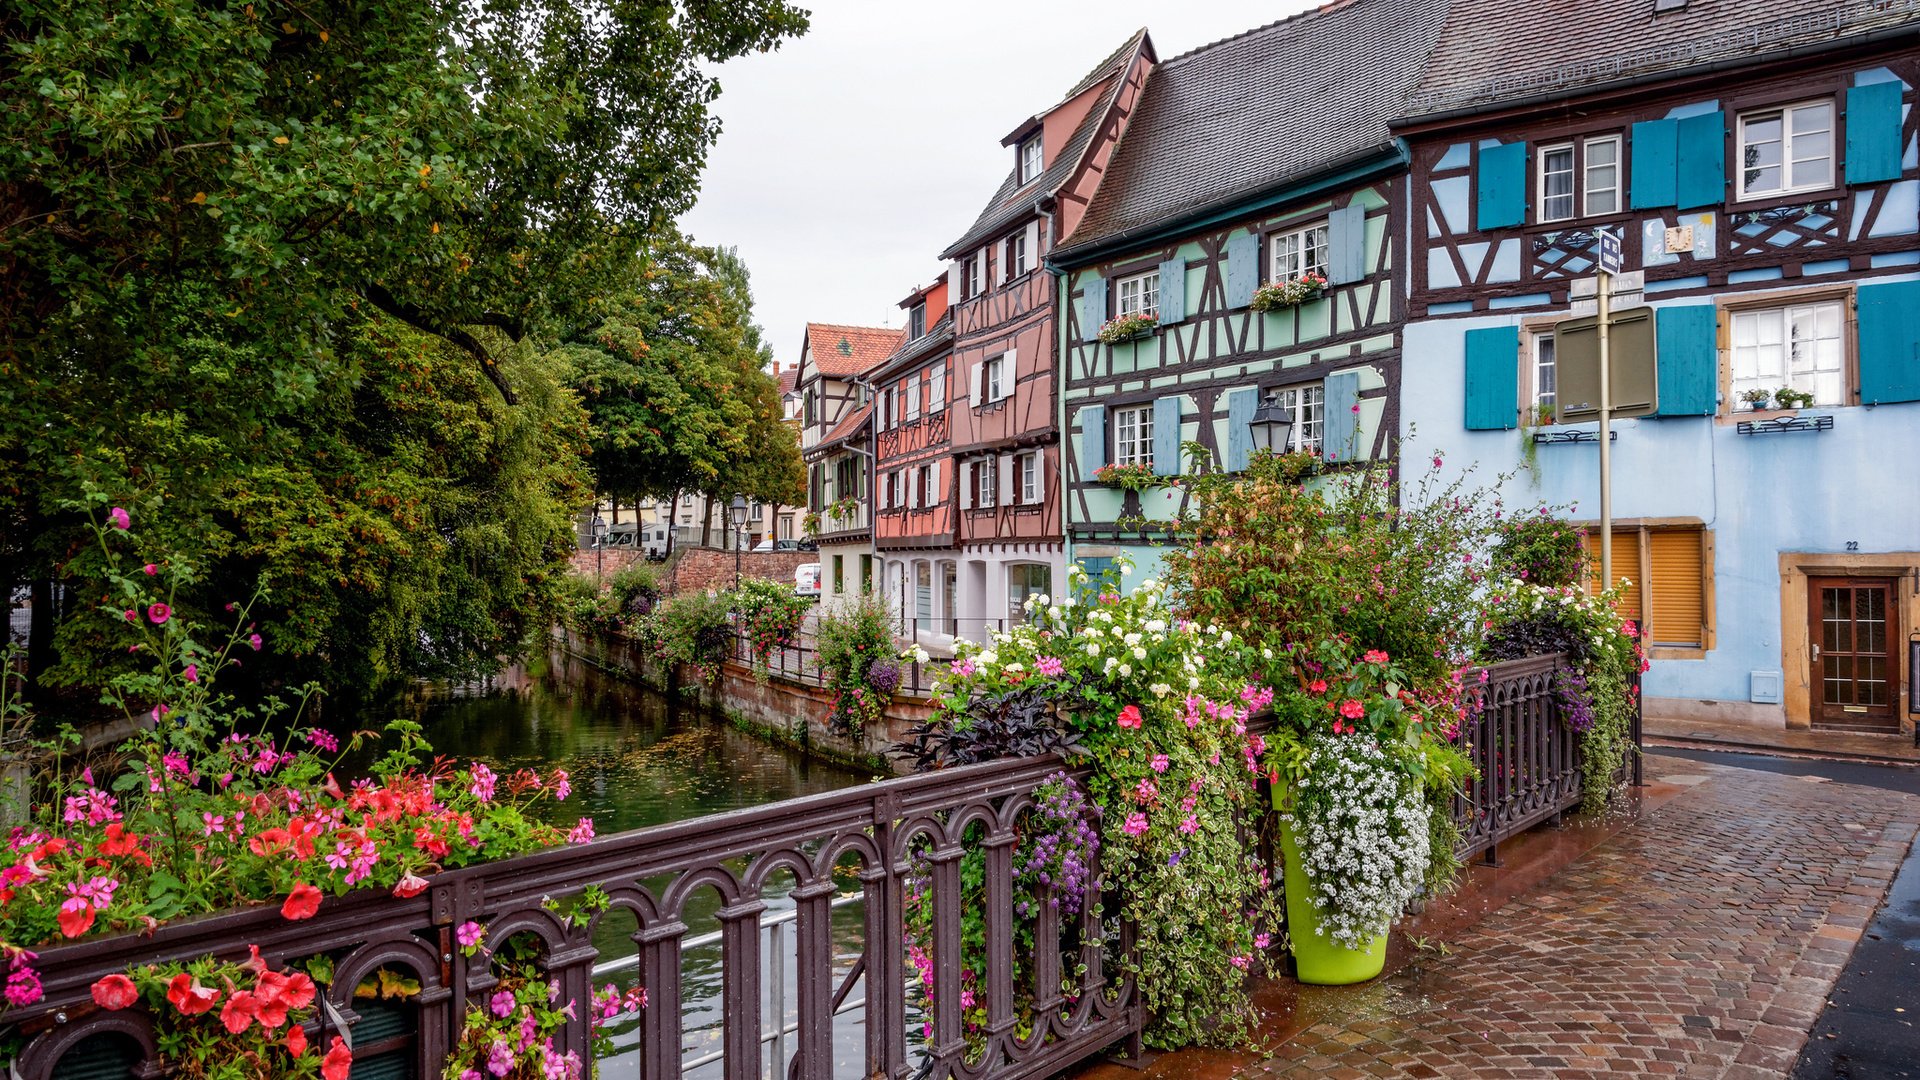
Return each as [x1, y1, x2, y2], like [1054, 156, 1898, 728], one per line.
[794, 563, 821, 598]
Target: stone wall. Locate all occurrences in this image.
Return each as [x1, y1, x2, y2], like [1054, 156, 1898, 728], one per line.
[566, 546, 814, 598]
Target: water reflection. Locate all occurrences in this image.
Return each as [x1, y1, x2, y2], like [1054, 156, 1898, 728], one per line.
[347, 648, 882, 1076]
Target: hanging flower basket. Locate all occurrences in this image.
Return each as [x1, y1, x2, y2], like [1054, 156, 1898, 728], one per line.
[1097, 313, 1158, 344]
[1093, 462, 1162, 492]
[1251, 274, 1328, 313]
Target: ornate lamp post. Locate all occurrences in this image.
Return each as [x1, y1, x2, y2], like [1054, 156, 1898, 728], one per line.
[590, 514, 609, 587]
[1247, 392, 1295, 458]
[729, 495, 749, 589]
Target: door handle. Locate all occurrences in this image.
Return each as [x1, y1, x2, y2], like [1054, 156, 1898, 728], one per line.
[1812, 643, 1821, 661]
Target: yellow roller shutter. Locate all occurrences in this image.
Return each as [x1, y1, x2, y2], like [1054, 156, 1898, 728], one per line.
[1647, 529, 1706, 648]
[1584, 530, 1643, 626]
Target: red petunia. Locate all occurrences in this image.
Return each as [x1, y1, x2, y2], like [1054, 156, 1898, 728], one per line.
[322, 1035, 353, 1080]
[286, 1023, 308, 1057]
[165, 972, 221, 1015]
[219, 989, 261, 1033]
[252, 974, 291, 1028]
[97, 823, 147, 861]
[391, 872, 429, 899]
[279, 971, 317, 1010]
[90, 973, 138, 1011]
[248, 827, 293, 857]
[281, 882, 322, 921]
[57, 902, 96, 938]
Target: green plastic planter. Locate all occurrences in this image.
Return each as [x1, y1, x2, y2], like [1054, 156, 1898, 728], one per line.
[1276, 806, 1388, 985]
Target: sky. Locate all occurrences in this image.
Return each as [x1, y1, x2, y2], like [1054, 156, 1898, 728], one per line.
[678, 0, 1321, 370]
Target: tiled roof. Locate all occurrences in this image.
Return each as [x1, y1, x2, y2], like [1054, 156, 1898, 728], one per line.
[941, 29, 1149, 259]
[804, 323, 905, 378]
[866, 311, 956, 384]
[1059, 0, 1450, 257]
[777, 366, 798, 396]
[1406, 0, 1920, 117]
[816, 403, 872, 452]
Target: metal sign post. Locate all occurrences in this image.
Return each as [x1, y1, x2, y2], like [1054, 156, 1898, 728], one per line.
[1596, 228, 1622, 591]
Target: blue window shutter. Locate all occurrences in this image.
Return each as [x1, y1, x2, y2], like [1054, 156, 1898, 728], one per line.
[1858, 280, 1920, 405]
[1463, 326, 1520, 430]
[1080, 276, 1107, 343]
[1078, 405, 1107, 473]
[1225, 387, 1257, 472]
[1846, 82, 1906, 185]
[1326, 203, 1367, 285]
[1322, 370, 1362, 462]
[1675, 112, 1726, 210]
[1158, 258, 1186, 324]
[1152, 395, 1183, 476]
[1224, 233, 1258, 309]
[1630, 119, 1678, 209]
[1475, 142, 1527, 229]
[1655, 305, 1718, 415]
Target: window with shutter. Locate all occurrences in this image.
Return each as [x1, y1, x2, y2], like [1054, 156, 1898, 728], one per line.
[1476, 142, 1528, 229]
[1584, 526, 1710, 650]
[1846, 81, 1906, 185]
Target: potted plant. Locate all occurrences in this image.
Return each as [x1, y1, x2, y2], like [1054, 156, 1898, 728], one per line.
[1092, 462, 1162, 492]
[1251, 273, 1329, 313]
[1739, 388, 1773, 411]
[1097, 312, 1158, 344]
[1772, 387, 1814, 410]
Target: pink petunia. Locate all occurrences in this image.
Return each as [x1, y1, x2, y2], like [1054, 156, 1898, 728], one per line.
[108, 507, 130, 530]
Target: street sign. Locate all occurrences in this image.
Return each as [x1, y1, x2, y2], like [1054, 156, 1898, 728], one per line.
[1555, 307, 1658, 421]
[1597, 227, 1623, 276]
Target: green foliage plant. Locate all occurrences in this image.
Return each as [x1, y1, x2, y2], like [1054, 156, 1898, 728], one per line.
[1489, 511, 1586, 588]
[729, 578, 810, 680]
[814, 595, 898, 735]
[640, 592, 735, 688]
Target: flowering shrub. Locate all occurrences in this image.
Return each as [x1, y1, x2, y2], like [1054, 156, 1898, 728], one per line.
[815, 595, 897, 735]
[636, 591, 735, 687]
[1250, 273, 1328, 312]
[1279, 735, 1430, 949]
[446, 946, 584, 1080]
[919, 564, 1281, 1048]
[1488, 512, 1585, 587]
[1092, 462, 1162, 492]
[730, 578, 811, 680]
[1096, 312, 1157, 344]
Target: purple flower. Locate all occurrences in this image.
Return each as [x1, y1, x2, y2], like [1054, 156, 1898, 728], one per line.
[487, 1039, 514, 1077]
[865, 659, 902, 695]
[456, 921, 485, 948]
[490, 989, 516, 1018]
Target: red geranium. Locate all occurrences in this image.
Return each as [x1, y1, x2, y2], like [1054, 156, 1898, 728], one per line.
[281, 882, 322, 921]
[1116, 704, 1143, 730]
[322, 1035, 353, 1080]
[165, 972, 221, 1015]
[1362, 649, 1390, 664]
[90, 973, 139, 1010]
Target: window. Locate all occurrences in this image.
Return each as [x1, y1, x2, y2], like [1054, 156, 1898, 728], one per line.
[906, 374, 921, 421]
[915, 562, 932, 623]
[976, 458, 996, 508]
[832, 555, 844, 595]
[1020, 137, 1043, 185]
[1739, 100, 1833, 199]
[1269, 222, 1329, 282]
[1115, 270, 1159, 318]
[778, 515, 793, 540]
[1583, 526, 1710, 650]
[1020, 453, 1038, 505]
[928, 364, 947, 413]
[803, 389, 816, 425]
[1269, 383, 1324, 455]
[1731, 300, 1846, 407]
[1530, 332, 1557, 421]
[834, 457, 859, 501]
[1008, 564, 1051, 621]
[908, 303, 926, 340]
[1006, 231, 1029, 278]
[984, 354, 1006, 402]
[860, 554, 874, 593]
[966, 256, 983, 299]
[918, 463, 935, 506]
[1540, 137, 1622, 222]
[1114, 404, 1154, 468]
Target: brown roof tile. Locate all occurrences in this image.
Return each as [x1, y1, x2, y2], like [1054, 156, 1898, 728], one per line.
[818, 403, 872, 451]
[804, 323, 905, 378]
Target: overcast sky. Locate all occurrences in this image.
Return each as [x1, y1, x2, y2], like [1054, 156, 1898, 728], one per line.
[678, 0, 1320, 370]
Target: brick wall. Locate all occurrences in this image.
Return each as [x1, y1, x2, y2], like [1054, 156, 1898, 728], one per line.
[567, 546, 814, 597]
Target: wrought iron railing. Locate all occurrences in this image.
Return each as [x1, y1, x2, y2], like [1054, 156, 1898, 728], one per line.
[7, 756, 1138, 1080]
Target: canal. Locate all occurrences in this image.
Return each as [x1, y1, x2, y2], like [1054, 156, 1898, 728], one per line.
[354, 645, 880, 1076]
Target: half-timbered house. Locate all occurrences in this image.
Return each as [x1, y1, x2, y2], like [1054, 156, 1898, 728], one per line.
[1049, 0, 1447, 584]
[1393, 0, 1920, 737]
[865, 279, 961, 640]
[935, 29, 1156, 631]
[797, 322, 904, 611]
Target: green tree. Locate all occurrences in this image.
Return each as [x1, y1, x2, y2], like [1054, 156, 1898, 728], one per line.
[0, 0, 808, 701]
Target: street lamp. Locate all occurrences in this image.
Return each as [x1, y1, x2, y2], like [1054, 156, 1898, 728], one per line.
[729, 495, 749, 588]
[1248, 391, 1295, 458]
[590, 514, 608, 587]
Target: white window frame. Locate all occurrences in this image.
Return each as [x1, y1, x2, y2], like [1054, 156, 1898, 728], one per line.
[977, 457, 997, 508]
[1583, 135, 1621, 217]
[984, 354, 1005, 402]
[1007, 231, 1029, 278]
[1539, 136, 1622, 223]
[1114, 404, 1154, 469]
[905, 374, 921, 422]
[1019, 137, 1043, 185]
[966, 256, 982, 298]
[928, 364, 947, 413]
[1115, 270, 1160, 319]
[1270, 383, 1324, 455]
[1737, 99, 1835, 201]
[1531, 332, 1557, 419]
[1729, 299, 1848, 408]
[1539, 143, 1576, 223]
[1269, 221, 1330, 282]
[1020, 452, 1038, 505]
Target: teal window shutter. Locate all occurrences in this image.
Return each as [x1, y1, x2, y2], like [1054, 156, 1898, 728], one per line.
[1326, 203, 1367, 284]
[1224, 233, 1257, 309]
[1475, 142, 1527, 229]
[1080, 276, 1107, 343]
[1630, 119, 1678, 209]
[1858, 280, 1920, 405]
[1158, 258, 1186, 323]
[1225, 387, 1257, 472]
[1846, 82, 1906, 185]
[1078, 405, 1107, 473]
[1322, 370, 1362, 462]
[1152, 395, 1183, 476]
[1654, 305, 1718, 415]
[1675, 112, 1726, 210]
[1463, 326, 1520, 430]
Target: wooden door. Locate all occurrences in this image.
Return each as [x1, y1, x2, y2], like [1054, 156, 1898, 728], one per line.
[1808, 577, 1899, 728]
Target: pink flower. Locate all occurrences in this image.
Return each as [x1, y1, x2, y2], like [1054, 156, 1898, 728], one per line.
[1338, 699, 1366, 720]
[456, 921, 485, 949]
[108, 507, 130, 530]
[1035, 656, 1064, 677]
[567, 818, 595, 844]
[491, 989, 516, 1018]
[1122, 812, 1149, 838]
[1621, 620, 1639, 639]
[1150, 753, 1169, 773]
[551, 770, 571, 801]
[1115, 704, 1143, 730]
[1307, 679, 1328, 694]
[1362, 649, 1389, 664]
[469, 763, 496, 803]
[149, 703, 171, 723]
[142, 563, 157, 576]
[147, 603, 170, 625]
[183, 664, 198, 683]
[248, 633, 263, 651]
[1178, 816, 1200, 835]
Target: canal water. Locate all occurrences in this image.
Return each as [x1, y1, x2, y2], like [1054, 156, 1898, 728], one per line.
[354, 646, 881, 1076]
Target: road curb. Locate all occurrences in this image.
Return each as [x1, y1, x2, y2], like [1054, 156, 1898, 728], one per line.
[1647, 735, 1920, 769]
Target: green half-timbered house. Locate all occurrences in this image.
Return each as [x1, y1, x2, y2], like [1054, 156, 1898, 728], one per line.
[1047, 0, 1449, 584]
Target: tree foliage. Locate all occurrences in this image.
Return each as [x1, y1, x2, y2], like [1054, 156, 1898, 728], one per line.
[0, 0, 810, 702]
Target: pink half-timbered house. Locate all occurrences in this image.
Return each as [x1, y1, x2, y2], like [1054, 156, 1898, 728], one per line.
[866, 278, 959, 639]
[797, 322, 904, 611]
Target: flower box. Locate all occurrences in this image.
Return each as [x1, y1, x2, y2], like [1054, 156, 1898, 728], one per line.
[1250, 274, 1329, 313]
[1097, 313, 1158, 344]
[1092, 462, 1161, 492]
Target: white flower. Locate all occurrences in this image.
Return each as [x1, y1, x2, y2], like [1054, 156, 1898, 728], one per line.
[1123, 632, 1142, 647]
[1117, 663, 1132, 677]
[977, 650, 997, 666]
[1188, 676, 1201, 690]
[1005, 662, 1024, 674]
[1086, 643, 1102, 656]
[1261, 647, 1274, 659]
[1083, 624, 1104, 638]
[1035, 594, 1051, 608]
[911, 646, 931, 664]
[1120, 562, 1134, 577]
[1151, 682, 1171, 697]
[1133, 646, 1147, 660]
[1139, 577, 1156, 590]
[1218, 630, 1234, 644]
[1144, 619, 1166, 633]
[1104, 657, 1118, 673]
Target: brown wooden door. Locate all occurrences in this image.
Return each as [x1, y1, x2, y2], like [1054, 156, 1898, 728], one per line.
[1808, 577, 1900, 728]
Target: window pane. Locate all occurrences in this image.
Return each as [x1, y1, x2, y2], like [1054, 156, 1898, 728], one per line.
[1305, 226, 1329, 276]
[1541, 146, 1574, 220]
[1790, 103, 1831, 136]
[1273, 234, 1300, 280]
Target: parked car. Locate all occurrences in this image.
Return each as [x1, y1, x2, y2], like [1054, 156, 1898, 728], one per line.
[752, 538, 812, 553]
[794, 563, 821, 597]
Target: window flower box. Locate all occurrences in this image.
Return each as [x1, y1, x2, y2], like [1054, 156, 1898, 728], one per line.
[1250, 274, 1328, 313]
[1093, 462, 1162, 492]
[1097, 313, 1158, 344]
